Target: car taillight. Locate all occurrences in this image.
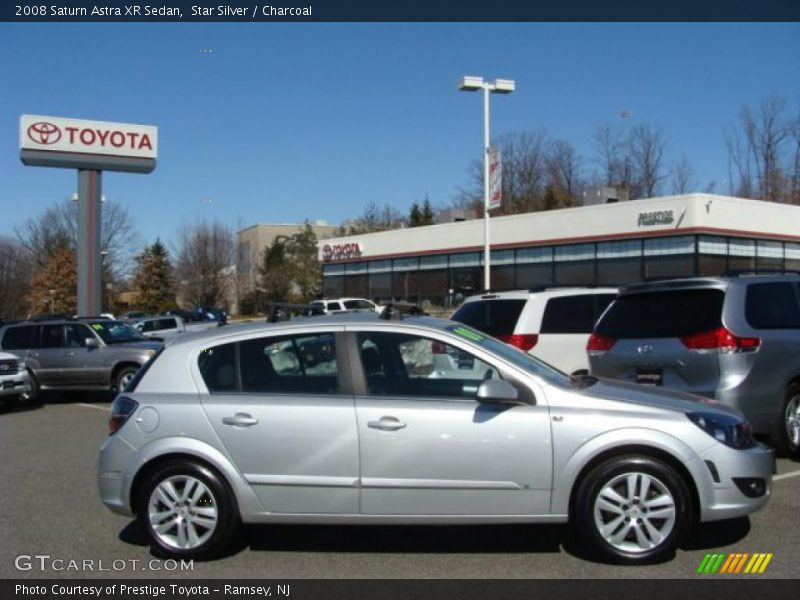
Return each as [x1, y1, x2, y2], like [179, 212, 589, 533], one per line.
[680, 326, 760, 353]
[109, 396, 139, 435]
[497, 333, 539, 352]
[587, 333, 616, 354]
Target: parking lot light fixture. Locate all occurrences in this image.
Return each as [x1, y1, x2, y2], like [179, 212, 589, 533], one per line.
[459, 75, 515, 292]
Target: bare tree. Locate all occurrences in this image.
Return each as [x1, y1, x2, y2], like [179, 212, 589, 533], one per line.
[337, 200, 405, 235]
[174, 221, 234, 308]
[547, 138, 583, 204]
[14, 198, 138, 279]
[726, 96, 794, 202]
[593, 124, 627, 188]
[671, 156, 695, 195]
[629, 124, 668, 198]
[0, 237, 31, 320]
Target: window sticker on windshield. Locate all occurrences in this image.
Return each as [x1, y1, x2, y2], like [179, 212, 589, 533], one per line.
[91, 323, 104, 331]
[449, 325, 485, 342]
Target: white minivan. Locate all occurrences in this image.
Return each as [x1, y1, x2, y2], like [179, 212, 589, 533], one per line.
[451, 288, 617, 375]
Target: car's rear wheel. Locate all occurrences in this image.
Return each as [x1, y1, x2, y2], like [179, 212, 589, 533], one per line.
[574, 455, 692, 564]
[776, 383, 800, 457]
[136, 460, 240, 559]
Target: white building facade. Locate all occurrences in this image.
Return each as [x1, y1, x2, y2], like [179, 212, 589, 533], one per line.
[319, 194, 800, 307]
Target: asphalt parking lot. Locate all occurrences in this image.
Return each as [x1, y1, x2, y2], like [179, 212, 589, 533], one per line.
[1, 395, 799, 580]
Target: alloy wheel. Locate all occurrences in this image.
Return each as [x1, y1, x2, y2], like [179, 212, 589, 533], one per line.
[148, 475, 218, 550]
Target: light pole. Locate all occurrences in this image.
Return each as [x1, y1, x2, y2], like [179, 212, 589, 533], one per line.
[48, 289, 56, 314]
[459, 76, 515, 292]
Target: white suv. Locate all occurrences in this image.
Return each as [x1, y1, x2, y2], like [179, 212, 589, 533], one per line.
[0, 350, 30, 407]
[451, 288, 617, 375]
[311, 298, 381, 314]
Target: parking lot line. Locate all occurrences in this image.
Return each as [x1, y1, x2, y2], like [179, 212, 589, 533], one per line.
[76, 402, 109, 411]
[773, 469, 800, 481]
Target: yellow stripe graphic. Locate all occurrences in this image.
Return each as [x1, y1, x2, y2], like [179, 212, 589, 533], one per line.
[758, 554, 773, 573]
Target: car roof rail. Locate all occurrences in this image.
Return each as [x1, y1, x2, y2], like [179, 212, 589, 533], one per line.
[721, 269, 800, 278]
[265, 302, 325, 323]
[76, 315, 113, 320]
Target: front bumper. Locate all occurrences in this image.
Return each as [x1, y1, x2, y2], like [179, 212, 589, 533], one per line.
[0, 374, 29, 397]
[692, 441, 774, 522]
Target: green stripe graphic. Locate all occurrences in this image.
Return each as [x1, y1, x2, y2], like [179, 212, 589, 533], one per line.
[710, 553, 726, 573]
[696, 554, 712, 574]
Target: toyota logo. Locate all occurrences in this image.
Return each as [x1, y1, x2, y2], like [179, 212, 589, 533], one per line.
[637, 344, 654, 355]
[27, 122, 62, 145]
[322, 244, 333, 260]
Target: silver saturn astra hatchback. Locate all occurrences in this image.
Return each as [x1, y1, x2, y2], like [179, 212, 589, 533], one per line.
[98, 313, 773, 564]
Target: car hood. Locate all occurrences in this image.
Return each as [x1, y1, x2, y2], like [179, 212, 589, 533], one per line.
[110, 340, 163, 351]
[581, 377, 743, 419]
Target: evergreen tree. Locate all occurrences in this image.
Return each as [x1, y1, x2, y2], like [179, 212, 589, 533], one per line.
[421, 197, 435, 225]
[408, 202, 423, 227]
[132, 239, 175, 313]
[287, 221, 320, 302]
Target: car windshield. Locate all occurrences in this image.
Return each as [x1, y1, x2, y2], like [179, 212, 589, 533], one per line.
[445, 324, 572, 388]
[88, 321, 146, 344]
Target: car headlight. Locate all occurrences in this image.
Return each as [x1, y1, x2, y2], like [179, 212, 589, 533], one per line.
[144, 349, 156, 358]
[686, 411, 756, 449]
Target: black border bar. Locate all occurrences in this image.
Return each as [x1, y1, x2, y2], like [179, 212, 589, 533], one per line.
[2, 0, 800, 22]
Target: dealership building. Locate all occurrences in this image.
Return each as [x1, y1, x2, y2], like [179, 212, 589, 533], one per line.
[318, 193, 800, 307]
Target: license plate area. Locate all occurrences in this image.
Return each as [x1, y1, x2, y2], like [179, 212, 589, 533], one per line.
[636, 368, 663, 386]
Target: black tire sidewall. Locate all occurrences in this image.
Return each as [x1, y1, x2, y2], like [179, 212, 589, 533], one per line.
[20, 371, 39, 405]
[136, 460, 240, 560]
[575, 456, 692, 564]
[114, 366, 139, 392]
[776, 383, 800, 458]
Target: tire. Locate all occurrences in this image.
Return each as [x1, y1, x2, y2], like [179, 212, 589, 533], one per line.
[136, 459, 241, 560]
[775, 383, 800, 458]
[113, 365, 139, 393]
[19, 370, 40, 405]
[573, 455, 693, 564]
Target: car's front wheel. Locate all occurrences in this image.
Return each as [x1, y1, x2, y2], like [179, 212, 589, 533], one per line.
[136, 460, 241, 559]
[19, 370, 40, 405]
[573, 455, 692, 564]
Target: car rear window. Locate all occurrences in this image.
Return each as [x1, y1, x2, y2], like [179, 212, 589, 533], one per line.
[745, 282, 800, 329]
[595, 289, 725, 338]
[540, 294, 617, 334]
[451, 299, 527, 337]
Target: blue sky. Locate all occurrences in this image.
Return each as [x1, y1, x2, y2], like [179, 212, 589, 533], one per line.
[1, 23, 798, 249]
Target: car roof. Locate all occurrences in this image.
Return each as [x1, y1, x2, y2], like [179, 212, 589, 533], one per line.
[163, 313, 451, 349]
[461, 287, 618, 303]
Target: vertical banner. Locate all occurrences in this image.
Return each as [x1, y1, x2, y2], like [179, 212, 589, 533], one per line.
[488, 146, 502, 210]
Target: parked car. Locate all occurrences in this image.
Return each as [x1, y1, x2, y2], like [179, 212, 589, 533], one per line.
[588, 274, 800, 456]
[0, 350, 30, 407]
[99, 312, 772, 563]
[0, 317, 162, 399]
[311, 298, 382, 314]
[133, 316, 186, 341]
[120, 311, 149, 324]
[450, 288, 618, 375]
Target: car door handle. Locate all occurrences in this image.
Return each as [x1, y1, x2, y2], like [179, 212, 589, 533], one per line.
[222, 413, 259, 427]
[367, 417, 407, 431]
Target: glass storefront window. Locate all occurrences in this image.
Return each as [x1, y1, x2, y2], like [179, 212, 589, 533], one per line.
[393, 257, 419, 271]
[420, 255, 448, 270]
[517, 247, 553, 263]
[554, 243, 595, 262]
[369, 260, 392, 273]
[643, 236, 694, 256]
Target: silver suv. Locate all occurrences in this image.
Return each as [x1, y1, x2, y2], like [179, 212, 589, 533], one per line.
[588, 275, 800, 456]
[0, 318, 162, 400]
[99, 313, 772, 564]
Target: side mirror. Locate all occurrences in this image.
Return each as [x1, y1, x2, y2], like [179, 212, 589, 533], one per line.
[85, 337, 100, 348]
[476, 379, 521, 405]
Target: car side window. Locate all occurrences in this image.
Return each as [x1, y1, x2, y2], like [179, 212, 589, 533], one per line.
[1, 325, 35, 350]
[198, 342, 238, 392]
[356, 331, 499, 399]
[40, 324, 64, 349]
[66, 324, 93, 348]
[745, 282, 800, 329]
[328, 302, 342, 311]
[240, 333, 339, 395]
